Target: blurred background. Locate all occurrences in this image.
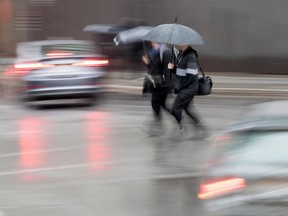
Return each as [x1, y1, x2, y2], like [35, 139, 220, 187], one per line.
[1, 0, 288, 73]
[1, 1, 288, 216]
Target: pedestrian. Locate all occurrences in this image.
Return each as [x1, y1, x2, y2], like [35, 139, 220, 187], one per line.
[142, 42, 175, 136]
[167, 44, 206, 139]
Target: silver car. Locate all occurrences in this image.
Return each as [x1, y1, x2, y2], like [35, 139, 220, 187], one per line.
[13, 40, 109, 105]
[198, 100, 288, 216]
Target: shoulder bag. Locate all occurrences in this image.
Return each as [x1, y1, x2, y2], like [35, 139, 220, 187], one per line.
[197, 59, 213, 96]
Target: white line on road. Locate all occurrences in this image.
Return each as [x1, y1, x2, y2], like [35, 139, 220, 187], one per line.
[0, 145, 84, 159]
[107, 85, 288, 92]
[0, 158, 152, 177]
[214, 87, 288, 92]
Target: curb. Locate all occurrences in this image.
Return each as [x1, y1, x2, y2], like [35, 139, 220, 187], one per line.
[105, 84, 288, 98]
[105, 72, 288, 97]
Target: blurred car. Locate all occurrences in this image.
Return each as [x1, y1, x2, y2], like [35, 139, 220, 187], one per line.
[84, 21, 145, 70]
[4, 39, 109, 105]
[198, 100, 288, 216]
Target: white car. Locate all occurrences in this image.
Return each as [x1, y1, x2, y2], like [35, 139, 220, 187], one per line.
[4, 39, 109, 106]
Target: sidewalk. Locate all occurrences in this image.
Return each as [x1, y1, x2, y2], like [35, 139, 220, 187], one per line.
[1, 66, 288, 98]
[106, 70, 288, 97]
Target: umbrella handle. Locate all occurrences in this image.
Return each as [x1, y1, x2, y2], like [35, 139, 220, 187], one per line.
[168, 45, 176, 77]
[170, 45, 175, 63]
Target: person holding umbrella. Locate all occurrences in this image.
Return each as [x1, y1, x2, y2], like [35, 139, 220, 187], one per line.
[168, 44, 206, 139]
[142, 42, 175, 136]
[143, 22, 207, 139]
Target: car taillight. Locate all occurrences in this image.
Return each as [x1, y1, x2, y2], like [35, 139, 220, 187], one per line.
[15, 63, 54, 69]
[73, 59, 109, 67]
[198, 177, 246, 200]
[45, 52, 73, 57]
[4, 63, 55, 76]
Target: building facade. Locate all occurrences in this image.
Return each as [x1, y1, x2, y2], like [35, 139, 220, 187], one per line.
[1, 0, 288, 73]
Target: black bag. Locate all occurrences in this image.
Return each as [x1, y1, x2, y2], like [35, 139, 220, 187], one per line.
[142, 74, 153, 93]
[198, 74, 213, 95]
[142, 73, 164, 94]
[197, 60, 213, 96]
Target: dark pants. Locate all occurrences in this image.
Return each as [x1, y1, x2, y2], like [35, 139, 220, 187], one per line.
[171, 90, 200, 126]
[151, 86, 171, 120]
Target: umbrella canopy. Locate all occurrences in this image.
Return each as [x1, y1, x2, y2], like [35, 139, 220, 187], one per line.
[143, 23, 204, 45]
[83, 24, 127, 34]
[113, 26, 154, 46]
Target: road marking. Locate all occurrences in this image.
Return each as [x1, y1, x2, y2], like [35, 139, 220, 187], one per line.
[107, 85, 288, 92]
[0, 145, 84, 159]
[0, 158, 152, 177]
[214, 87, 288, 92]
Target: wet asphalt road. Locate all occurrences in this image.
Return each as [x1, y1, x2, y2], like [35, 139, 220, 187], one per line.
[0, 94, 277, 216]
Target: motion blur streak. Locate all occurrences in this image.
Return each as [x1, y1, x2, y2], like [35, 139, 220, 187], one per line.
[14, 63, 54, 69]
[46, 52, 73, 56]
[18, 116, 46, 181]
[74, 59, 109, 66]
[198, 177, 246, 200]
[18, 116, 46, 168]
[86, 112, 110, 171]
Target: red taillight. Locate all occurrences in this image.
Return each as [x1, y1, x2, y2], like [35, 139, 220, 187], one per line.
[4, 66, 29, 76]
[15, 63, 54, 69]
[46, 52, 73, 57]
[4, 63, 55, 76]
[198, 177, 246, 200]
[73, 59, 109, 67]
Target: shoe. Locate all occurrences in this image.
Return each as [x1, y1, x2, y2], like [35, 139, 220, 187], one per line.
[140, 119, 163, 137]
[193, 123, 208, 140]
[165, 123, 186, 141]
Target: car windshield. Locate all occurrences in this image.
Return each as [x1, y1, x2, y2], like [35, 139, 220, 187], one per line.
[222, 131, 288, 165]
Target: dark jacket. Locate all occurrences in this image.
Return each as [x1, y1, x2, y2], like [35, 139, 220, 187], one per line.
[174, 47, 199, 94]
[146, 47, 163, 76]
[145, 47, 175, 89]
[161, 49, 176, 88]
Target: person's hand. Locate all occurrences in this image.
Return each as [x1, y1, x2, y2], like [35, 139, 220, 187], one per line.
[142, 55, 150, 65]
[168, 63, 174, 70]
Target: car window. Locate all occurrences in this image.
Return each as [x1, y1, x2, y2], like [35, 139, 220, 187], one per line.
[222, 132, 288, 164]
[41, 44, 96, 55]
[16, 45, 40, 60]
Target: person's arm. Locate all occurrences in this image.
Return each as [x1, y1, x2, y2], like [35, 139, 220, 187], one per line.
[142, 55, 151, 67]
[186, 54, 198, 77]
[175, 53, 198, 93]
[180, 53, 199, 92]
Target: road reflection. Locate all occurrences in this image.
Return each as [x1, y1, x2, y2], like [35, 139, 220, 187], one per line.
[18, 115, 46, 181]
[86, 111, 110, 171]
[15, 110, 112, 181]
[19, 116, 46, 168]
[151, 177, 202, 216]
